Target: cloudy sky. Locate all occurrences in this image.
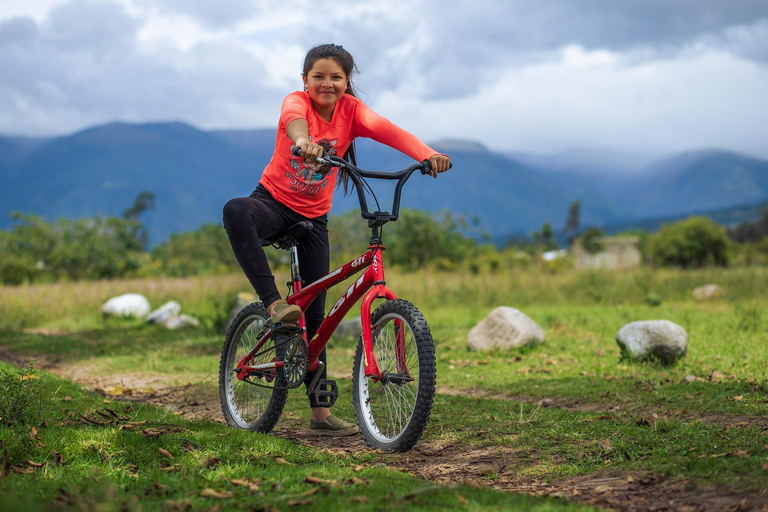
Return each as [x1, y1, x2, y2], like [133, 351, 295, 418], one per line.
[1, 0, 767, 157]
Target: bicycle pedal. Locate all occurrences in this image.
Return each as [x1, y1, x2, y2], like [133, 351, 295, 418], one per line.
[312, 379, 338, 408]
[272, 321, 300, 333]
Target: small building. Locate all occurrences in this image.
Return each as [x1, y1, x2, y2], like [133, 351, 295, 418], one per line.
[573, 235, 641, 270]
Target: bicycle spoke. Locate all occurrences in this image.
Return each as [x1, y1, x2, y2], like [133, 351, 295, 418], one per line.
[363, 312, 421, 441]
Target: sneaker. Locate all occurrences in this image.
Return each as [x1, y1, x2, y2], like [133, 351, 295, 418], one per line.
[270, 301, 301, 323]
[309, 415, 359, 437]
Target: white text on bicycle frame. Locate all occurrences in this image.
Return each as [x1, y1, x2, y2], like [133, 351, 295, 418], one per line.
[329, 274, 367, 316]
[351, 256, 365, 268]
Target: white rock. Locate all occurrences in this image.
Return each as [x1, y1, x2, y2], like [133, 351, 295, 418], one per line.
[146, 301, 182, 324]
[467, 307, 545, 351]
[163, 314, 200, 330]
[616, 320, 687, 364]
[692, 284, 724, 301]
[102, 293, 150, 318]
[334, 317, 362, 341]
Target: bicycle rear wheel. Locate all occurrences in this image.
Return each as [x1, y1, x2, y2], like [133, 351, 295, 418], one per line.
[352, 299, 436, 452]
[219, 302, 287, 432]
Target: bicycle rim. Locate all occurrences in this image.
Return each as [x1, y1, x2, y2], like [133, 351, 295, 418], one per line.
[223, 313, 279, 429]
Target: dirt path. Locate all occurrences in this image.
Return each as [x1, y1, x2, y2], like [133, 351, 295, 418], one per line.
[273, 429, 768, 512]
[3, 349, 766, 512]
[436, 386, 768, 432]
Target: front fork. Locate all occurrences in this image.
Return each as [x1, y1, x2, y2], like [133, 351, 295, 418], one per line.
[361, 284, 409, 382]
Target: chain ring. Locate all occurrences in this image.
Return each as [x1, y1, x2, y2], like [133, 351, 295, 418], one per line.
[282, 334, 308, 389]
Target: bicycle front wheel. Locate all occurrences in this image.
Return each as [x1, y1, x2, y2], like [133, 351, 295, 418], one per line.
[352, 299, 436, 452]
[219, 302, 287, 432]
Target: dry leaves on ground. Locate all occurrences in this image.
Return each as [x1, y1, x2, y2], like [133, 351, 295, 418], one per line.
[199, 488, 234, 499]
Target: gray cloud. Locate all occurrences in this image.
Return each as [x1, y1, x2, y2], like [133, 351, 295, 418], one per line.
[136, 0, 263, 29]
[316, 0, 768, 100]
[260, 0, 768, 102]
[45, 0, 138, 49]
[0, 0, 284, 136]
[0, 16, 38, 46]
[0, 0, 766, 158]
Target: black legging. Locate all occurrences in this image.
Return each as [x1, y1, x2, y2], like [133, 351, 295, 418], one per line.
[223, 184, 329, 407]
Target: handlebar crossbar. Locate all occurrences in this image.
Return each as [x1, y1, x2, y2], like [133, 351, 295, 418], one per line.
[291, 146, 434, 227]
[323, 155, 427, 226]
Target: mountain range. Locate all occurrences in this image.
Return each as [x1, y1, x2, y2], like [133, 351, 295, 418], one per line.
[2, 121, 767, 246]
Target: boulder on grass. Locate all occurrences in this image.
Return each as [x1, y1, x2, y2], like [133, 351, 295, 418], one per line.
[616, 320, 687, 364]
[692, 284, 724, 302]
[467, 307, 545, 351]
[164, 314, 200, 330]
[334, 318, 362, 342]
[102, 293, 150, 318]
[146, 301, 182, 325]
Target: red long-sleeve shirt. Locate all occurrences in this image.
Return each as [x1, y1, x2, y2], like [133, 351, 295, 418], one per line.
[260, 91, 442, 218]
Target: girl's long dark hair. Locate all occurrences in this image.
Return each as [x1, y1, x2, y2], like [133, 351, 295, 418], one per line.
[302, 44, 358, 193]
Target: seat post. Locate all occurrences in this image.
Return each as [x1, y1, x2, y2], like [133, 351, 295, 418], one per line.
[289, 243, 301, 287]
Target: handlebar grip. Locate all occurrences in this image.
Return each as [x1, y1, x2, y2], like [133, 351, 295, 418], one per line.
[420, 159, 453, 175]
[291, 144, 326, 163]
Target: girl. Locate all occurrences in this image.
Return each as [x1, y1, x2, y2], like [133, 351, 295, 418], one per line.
[223, 44, 451, 436]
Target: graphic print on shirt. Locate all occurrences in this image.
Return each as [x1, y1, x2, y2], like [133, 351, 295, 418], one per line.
[286, 138, 338, 196]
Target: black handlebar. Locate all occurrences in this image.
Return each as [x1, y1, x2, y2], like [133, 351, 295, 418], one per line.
[290, 145, 451, 227]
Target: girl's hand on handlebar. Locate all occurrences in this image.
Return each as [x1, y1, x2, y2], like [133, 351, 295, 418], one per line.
[429, 154, 451, 178]
[293, 138, 325, 162]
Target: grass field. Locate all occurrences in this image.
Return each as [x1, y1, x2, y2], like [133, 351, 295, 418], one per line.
[1, 266, 766, 511]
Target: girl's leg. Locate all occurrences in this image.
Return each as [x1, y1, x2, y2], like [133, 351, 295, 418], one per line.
[222, 196, 289, 307]
[299, 216, 355, 434]
[296, 214, 332, 411]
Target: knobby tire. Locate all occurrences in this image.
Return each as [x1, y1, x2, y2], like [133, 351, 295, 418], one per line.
[219, 302, 287, 432]
[352, 299, 436, 452]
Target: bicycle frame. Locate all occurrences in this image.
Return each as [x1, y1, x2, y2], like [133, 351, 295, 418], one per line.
[287, 241, 396, 380]
[234, 242, 401, 383]
[235, 153, 437, 385]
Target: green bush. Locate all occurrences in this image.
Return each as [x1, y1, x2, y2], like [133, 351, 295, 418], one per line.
[0, 213, 145, 284]
[149, 223, 240, 277]
[0, 361, 46, 427]
[385, 209, 477, 270]
[579, 227, 606, 254]
[649, 216, 729, 268]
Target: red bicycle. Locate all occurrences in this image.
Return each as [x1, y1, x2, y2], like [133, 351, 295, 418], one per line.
[219, 150, 444, 452]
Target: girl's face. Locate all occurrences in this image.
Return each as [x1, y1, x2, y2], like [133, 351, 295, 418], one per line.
[303, 58, 348, 115]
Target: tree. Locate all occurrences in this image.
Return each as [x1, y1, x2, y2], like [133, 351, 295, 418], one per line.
[0, 213, 146, 284]
[579, 227, 605, 254]
[649, 216, 729, 268]
[386, 209, 476, 270]
[328, 211, 370, 264]
[123, 191, 156, 248]
[150, 223, 240, 276]
[564, 200, 581, 246]
[540, 222, 557, 251]
[730, 203, 768, 243]
[123, 191, 156, 220]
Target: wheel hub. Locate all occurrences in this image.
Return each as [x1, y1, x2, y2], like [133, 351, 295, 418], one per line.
[379, 372, 414, 385]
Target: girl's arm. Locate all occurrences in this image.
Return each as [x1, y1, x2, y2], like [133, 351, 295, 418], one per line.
[286, 119, 325, 162]
[353, 102, 451, 177]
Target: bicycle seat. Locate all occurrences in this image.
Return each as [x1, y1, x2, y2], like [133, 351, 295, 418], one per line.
[260, 221, 313, 249]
